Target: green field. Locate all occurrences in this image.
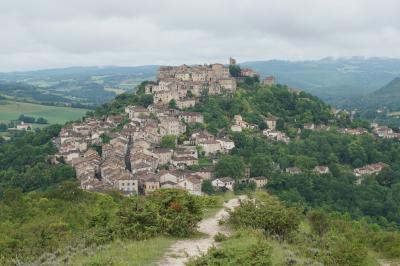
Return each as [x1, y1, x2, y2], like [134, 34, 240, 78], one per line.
[0, 100, 88, 124]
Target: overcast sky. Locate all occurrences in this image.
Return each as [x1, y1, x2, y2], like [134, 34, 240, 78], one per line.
[1, 0, 400, 71]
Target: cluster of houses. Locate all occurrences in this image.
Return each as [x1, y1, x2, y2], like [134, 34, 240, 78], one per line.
[55, 99, 240, 195]
[285, 160, 388, 185]
[212, 176, 268, 191]
[371, 123, 400, 139]
[230, 115, 258, 132]
[353, 162, 388, 184]
[353, 162, 387, 177]
[337, 123, 400, 140]
[229, 114, 289, 143]
[145, 62, 237, 107]
[263, 128, 290, 143]
[337, 127, 369, 136]
[303, 123, 331, 131]
[53, 60, 282, 196]
[285, 165, 330, 175]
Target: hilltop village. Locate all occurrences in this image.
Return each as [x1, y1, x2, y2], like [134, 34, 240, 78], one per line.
[54, 59, 267, 195]
[54, 59, 396, 195]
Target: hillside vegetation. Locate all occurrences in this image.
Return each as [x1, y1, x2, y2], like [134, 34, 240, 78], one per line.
[1, 80, 400, 264]
[189, 192, 400, 266]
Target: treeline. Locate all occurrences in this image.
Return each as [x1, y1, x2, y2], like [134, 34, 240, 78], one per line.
[18, 114, 48, 124]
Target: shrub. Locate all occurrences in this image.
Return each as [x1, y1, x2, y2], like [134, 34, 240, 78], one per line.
[187, 240, 272, 266]
[214, 232, 227, 242]
[114, 189, 203, 239]
[321, 232, 368, 266]
[308, 210, 330, 237]
[229, 195, 301, 239]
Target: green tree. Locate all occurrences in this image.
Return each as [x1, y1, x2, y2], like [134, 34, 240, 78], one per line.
[201, 180, 214, 195]
[160, 135, 176, 149]
[169, 99, 177, 109]
[100, 133, 111, 144]
[376, 167, 399, 187]
[36, 117, 48, 124]
[229, 194, 301, 239]
[229, 65, 241, 77]
[308, 210, 330, 236]
[18, 114, 35, 123]
[250, 154, 273, 177]
[0, 123, 7, 132]
[215, 155, 245, 180]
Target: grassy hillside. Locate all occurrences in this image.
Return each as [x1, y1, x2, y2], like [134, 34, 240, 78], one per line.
[341, 77, 400, 126]
[0, 100, 88, 124]
[363, 77, 400, 108]
[189, 191, 400, 266]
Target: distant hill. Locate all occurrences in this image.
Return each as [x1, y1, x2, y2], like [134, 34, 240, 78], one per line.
[358, 77, 400, 109]
[0, 65, 159, 106]
[241, 57, 400, 102]
[0, 65, 159, 80]
[4, 58, 400, 105]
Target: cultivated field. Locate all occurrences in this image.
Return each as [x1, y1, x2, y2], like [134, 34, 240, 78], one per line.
[0, 100, 88, 124]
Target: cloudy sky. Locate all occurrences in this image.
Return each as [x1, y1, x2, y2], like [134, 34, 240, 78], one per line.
[1, 0, 400, 71]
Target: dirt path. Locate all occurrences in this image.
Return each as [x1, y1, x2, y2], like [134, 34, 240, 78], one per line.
[158, 197, 242, 266]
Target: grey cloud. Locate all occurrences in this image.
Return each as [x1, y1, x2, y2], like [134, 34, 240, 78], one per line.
[1, 0, 400, 71]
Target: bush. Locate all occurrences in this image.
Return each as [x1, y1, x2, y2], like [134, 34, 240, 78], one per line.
[229, 194, 301, 239]
[233, 181, 256, 195]
[187, 239, 272, 266]
[196, 195, 219, 209]
[308, 210, 330, 237]
[160, 135, 176, 149]
[114, 189, 203, 239]
[321, 232, 368, 266]
[36, 117, 48, 124]
[214, 232, 227, 242]
[201, 180, 214, 195]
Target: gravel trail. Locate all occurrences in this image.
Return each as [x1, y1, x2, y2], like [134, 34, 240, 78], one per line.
[158, 197, 242, 266]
